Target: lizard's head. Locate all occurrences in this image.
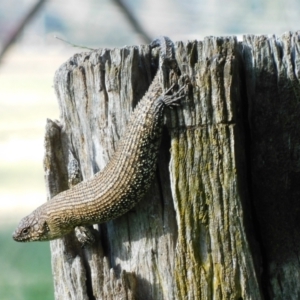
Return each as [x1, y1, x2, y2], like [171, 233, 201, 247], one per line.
[13, 203, 75, 242]
[12, 205, 52, 242]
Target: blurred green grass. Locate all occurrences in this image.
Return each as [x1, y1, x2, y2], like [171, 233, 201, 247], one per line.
[0, 226, 53, 300]
[0, 48, 79, 300]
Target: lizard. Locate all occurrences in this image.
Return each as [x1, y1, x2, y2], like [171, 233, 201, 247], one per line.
[12, 36, 187, 243]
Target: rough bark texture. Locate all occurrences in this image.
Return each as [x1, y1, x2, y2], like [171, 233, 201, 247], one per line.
[243, 32, 300, 299]
[43, 32, 300, 299]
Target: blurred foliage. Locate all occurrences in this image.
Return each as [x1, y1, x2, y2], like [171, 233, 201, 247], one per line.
[0, 226, 53, 300]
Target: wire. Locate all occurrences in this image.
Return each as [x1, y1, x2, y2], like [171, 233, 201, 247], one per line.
[0, 0, 47, 64]
[111, 0, 152, 44]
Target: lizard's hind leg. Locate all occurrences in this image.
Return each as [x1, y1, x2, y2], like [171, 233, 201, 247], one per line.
[162, 84, 187, 107]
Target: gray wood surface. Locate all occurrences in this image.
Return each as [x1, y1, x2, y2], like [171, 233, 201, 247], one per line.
[44, 32, 300, 299]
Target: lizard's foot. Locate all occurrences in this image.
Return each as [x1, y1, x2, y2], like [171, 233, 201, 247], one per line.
[162, 75, 191, 107]
[75, 226, 96, 246]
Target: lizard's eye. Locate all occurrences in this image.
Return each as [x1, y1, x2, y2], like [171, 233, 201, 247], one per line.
[21, 227, 30, 235]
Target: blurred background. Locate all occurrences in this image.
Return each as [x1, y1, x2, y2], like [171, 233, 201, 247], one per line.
[0, 0, 299, 299]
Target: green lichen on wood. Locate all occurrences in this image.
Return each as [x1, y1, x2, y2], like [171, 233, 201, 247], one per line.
[170, 37, 260, 299]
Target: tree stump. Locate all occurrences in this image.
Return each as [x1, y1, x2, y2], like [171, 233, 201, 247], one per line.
[44, 32, 300, 299]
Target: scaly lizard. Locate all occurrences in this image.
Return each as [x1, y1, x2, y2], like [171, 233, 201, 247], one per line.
[13, 36, 187, 242]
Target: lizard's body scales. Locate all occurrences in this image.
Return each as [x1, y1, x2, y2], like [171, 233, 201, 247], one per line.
[46, 75, 164, 231]
[13, 37, 182, 242]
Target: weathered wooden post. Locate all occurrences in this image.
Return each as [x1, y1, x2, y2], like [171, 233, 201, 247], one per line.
[44, 32, 300, 299]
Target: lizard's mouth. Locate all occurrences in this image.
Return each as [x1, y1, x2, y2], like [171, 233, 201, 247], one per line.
[12, 232, 29, 242]
[12, 231, 43, 242]
[12, 224, 35, 242]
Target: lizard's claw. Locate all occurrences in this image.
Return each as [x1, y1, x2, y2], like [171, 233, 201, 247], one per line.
[162, 83, 188, 107]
